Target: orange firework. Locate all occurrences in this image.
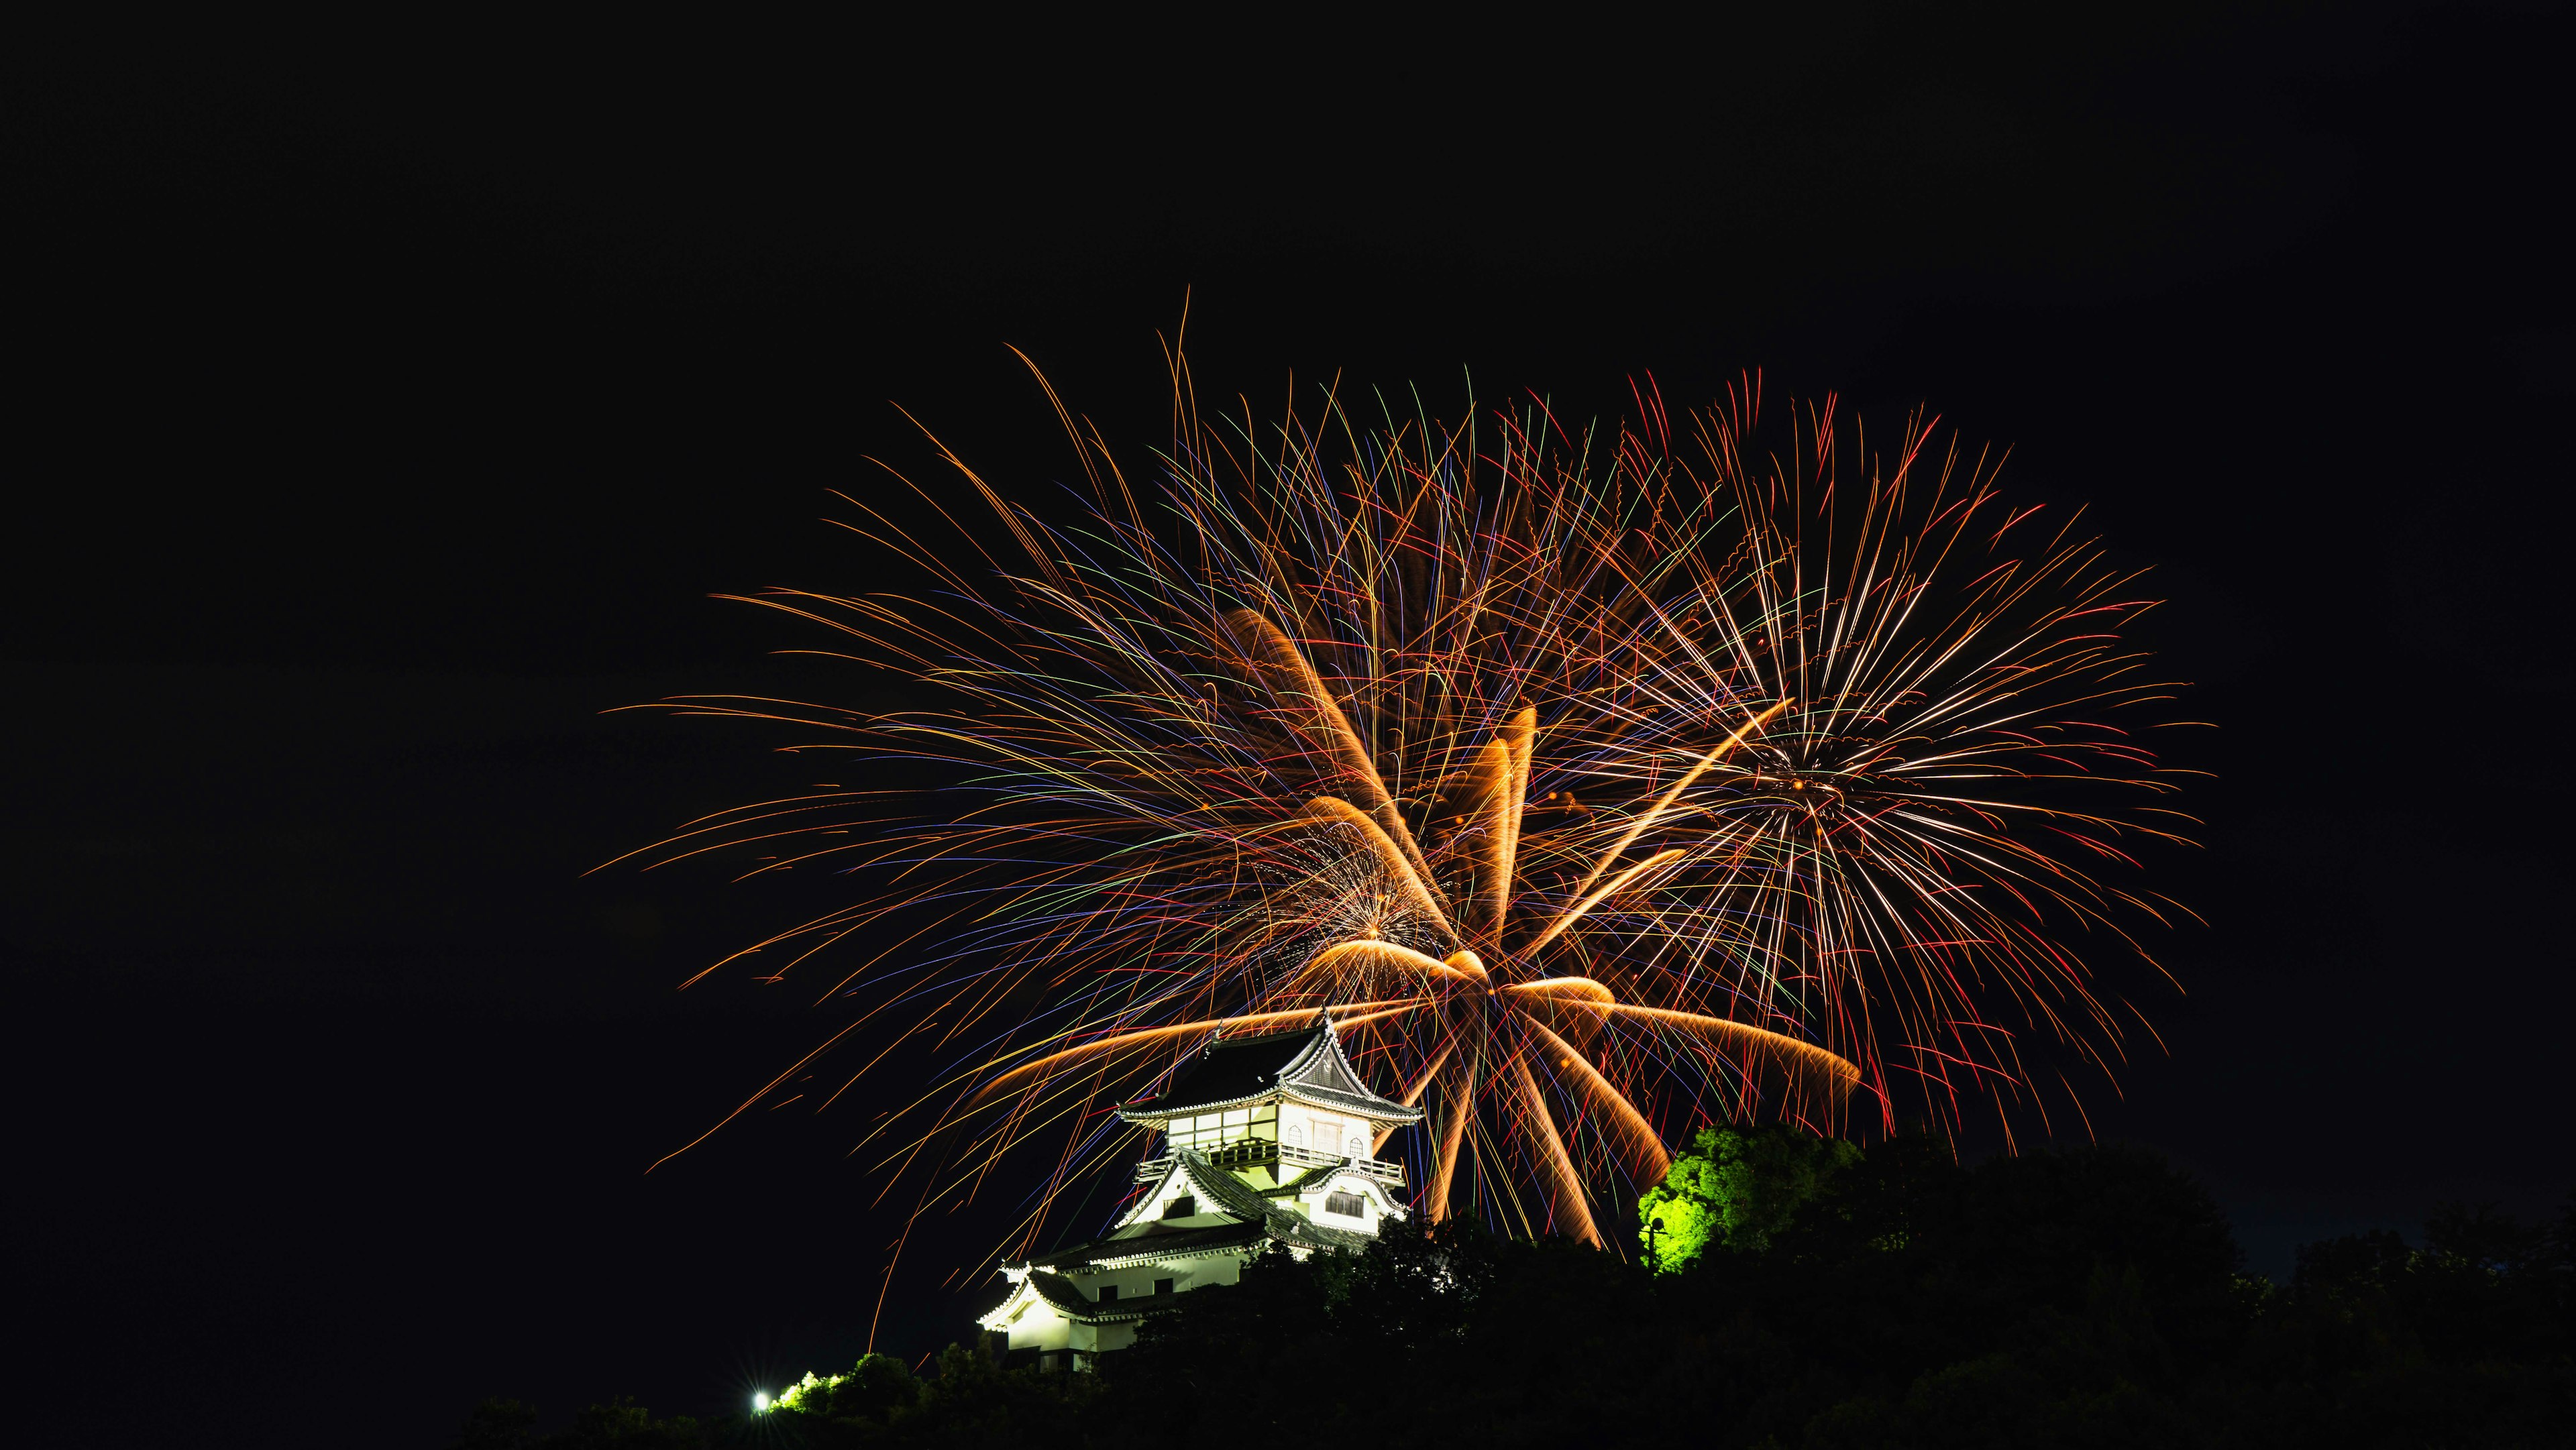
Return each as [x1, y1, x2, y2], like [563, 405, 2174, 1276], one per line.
[610, 356, 2193, 1260]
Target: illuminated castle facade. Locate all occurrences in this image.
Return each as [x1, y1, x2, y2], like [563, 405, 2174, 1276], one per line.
[978, 1013, 1421, 1370]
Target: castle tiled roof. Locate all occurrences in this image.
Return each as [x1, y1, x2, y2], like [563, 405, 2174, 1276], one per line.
[1020, 1270, 1166, 1324]
[1010, 1148, 1377, 1287]
[1157, 1148, 1374, 1253]
[1024, 1220, 1269, 1271]
[1115, 1013, 1424, 1125]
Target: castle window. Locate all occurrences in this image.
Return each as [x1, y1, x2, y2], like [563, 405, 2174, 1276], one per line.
[1163, 1195, 1197, 1219]
[1324, 1191, 1366, 1218]
[1155, 1278, 1175, 1295]
[1097, 1284, 1119, 1302]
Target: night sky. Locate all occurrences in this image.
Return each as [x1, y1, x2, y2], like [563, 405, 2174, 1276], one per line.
[9, 8, 2571, 1447]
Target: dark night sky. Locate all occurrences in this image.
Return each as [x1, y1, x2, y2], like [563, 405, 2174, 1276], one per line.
[7, 7, 2571, 1447]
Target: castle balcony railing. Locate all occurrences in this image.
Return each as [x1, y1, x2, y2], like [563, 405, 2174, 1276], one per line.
[1135, 1137, 1405, 1188]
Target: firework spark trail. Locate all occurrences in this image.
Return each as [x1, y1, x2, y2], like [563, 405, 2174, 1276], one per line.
[614, 356, 2194, 1269]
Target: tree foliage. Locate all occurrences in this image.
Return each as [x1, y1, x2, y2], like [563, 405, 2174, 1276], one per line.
[453, 1141, 2573, 1448]
[1638, 1122, 1864, 1268]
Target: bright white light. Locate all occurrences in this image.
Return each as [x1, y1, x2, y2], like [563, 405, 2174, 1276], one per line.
[752, 1392, 771, 1413]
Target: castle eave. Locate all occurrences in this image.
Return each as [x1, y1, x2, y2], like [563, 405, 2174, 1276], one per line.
[1115, 1013, 1419, 1123]
[1023, 1220, 1270, 1272]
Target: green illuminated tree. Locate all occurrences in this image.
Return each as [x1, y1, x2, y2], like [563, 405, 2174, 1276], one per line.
[1636, 1123, 1861, 1270]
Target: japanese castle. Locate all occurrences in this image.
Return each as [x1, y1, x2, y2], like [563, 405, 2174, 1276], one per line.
[979, 1013, 1423, 1370]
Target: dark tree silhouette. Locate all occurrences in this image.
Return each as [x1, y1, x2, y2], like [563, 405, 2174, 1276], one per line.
[451, 1147, 2573, 1449]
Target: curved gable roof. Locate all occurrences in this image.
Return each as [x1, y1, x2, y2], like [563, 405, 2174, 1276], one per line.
[1116, 1012, 1421, 1123]
[1097, 1148, 1382, 1254]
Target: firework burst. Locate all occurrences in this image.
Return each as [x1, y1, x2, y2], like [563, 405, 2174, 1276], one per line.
[609, 355, 2194, 1262]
